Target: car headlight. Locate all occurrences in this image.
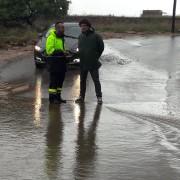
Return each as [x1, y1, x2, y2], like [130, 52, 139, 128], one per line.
[73, 59, 80, 63]
[35, 45, 41, 52]
[76, 48, 79, 52]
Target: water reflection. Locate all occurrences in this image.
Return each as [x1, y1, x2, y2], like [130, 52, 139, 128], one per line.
[45, 105, 64, 179]
[73, 102, 81, 124]
[70, 73, 80, 99]
[34, 71, 43, 127]
[74, 104, 102, 179]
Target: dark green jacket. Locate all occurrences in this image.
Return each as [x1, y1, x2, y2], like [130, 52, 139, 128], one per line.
[78, 29, 104, 70]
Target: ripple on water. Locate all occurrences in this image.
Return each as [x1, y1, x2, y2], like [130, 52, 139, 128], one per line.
[101, 44, 133, 65]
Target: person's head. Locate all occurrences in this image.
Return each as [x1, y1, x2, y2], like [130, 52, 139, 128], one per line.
[55, 21, 64, 37]
[79, 19, 91, 33]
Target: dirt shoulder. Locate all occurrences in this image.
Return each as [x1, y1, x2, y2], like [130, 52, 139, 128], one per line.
[0, 45, 33, 63]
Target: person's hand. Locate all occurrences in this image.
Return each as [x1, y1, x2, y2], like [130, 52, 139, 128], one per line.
[53, 50, 64, 56]
[64, 50, 73, 58]
[64, 50, 71, 55]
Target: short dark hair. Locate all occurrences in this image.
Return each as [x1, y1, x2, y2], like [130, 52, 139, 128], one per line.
[55, 21, 63, 28]
[79, 19, 91, 27]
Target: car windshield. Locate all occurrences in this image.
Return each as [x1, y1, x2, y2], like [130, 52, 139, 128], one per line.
[39, 23, 80, 51]
[64, 25, 80, 38]
[45, 24, 80, 38]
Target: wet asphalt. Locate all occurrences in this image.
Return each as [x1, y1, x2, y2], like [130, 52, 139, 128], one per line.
[0, 35, 180, 180]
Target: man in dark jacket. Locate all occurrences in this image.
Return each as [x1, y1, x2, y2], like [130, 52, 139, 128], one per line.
[75, 19, 104, 104]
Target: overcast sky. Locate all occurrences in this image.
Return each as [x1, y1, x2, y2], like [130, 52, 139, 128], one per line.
[69, 0, 180, 17]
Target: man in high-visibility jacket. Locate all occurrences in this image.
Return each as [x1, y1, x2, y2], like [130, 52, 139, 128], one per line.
[46, 21, 67, 104]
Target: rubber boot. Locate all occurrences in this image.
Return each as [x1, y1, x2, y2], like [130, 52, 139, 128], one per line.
[57, 93, 66, 103]
[75, 96, 84, 103]
[49, 94, 59, 104]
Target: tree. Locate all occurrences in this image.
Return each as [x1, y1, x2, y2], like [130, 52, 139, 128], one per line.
[0, 0, 71, 25]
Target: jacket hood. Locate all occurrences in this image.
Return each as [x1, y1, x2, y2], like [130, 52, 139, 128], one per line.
[83, 27, 95, 35]
[90, 27, 95, 32]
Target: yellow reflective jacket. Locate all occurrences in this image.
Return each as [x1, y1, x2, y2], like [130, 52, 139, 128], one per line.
[46, 30, 65, 56]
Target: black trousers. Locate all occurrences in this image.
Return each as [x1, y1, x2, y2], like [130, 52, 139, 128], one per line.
[80, 69, 102, 99]
[49, 71, 66, 94]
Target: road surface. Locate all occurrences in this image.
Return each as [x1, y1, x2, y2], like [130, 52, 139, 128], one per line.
[0, 35, 180, 180]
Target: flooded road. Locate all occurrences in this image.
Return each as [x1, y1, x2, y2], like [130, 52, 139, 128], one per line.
[0, 35, 180, 179]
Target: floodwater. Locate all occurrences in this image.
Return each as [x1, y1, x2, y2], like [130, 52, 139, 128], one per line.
[0, 35, 180, 180]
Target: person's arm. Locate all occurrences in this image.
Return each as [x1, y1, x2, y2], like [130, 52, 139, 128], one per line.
[78, 34, 82, 50]
[96, 34, 104, 57]
[46, 34, 55, 56]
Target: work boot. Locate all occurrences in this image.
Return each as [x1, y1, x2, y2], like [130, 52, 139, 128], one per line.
[97, 97, 103, 104]
[56, 93, 66, 103]
[75, 96, 84, 103]
[49, 94, 59, 104]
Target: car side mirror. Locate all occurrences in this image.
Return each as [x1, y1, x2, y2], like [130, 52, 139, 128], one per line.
[38, 33, 43, 38]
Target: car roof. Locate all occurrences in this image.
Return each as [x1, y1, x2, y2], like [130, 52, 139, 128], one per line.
[64, 22, 79, 26]
[50, 22, 79, 28]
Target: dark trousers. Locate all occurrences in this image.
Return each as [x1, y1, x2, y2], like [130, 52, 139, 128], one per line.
[80, 69, 102, 99]
[49, 71, 66, 95]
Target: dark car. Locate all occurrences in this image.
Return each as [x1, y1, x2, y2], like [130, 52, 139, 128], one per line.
[34, 22, 80, 68]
